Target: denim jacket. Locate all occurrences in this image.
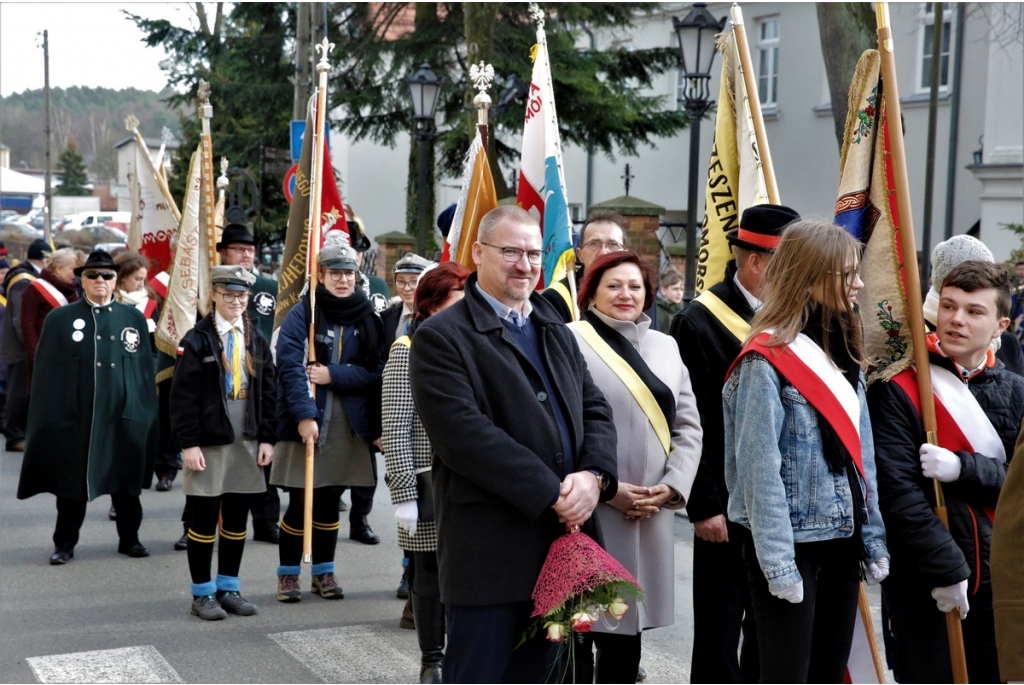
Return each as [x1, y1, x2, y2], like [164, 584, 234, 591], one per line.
[723, 352, 888, 592]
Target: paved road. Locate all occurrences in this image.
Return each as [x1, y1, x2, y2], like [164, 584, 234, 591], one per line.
[0, 447, 890, 683]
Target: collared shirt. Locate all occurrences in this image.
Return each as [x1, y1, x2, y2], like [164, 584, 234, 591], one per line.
[475, 283, 533, 327]
[733, 273, 762, 312]
[215, 311, 248, 391]
[396, 303, 413, 340]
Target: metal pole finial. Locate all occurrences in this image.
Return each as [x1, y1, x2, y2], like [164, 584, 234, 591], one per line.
[315, 37, 335, 73]
[125, 114, 140, 132]
[470, 61, 494, 111]
[528, 3, 545, 30]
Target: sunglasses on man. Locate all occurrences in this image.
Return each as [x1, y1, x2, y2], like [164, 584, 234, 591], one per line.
[82, 271, 116, 281]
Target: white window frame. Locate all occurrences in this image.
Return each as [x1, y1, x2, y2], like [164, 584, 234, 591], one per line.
[755, 16, 780, 109]
[917, 3, 954, 94]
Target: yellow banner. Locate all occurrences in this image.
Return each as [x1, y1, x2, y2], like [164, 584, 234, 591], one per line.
[449, 129, 498, 270]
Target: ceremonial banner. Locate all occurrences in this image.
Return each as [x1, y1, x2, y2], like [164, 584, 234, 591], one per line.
[446, 128, 498, 269]
[834, 49, 911, 381]
[696, 30, 769, 294]
[155, 146, 211, 358]
[274, 102, 348, 333]
[129, 143, 176, 274]
[517, 20, 573, 289]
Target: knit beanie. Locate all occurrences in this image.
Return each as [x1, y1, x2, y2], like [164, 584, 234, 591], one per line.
[923, 235, 994, 326]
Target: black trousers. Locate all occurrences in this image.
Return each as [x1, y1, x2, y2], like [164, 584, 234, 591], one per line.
[154, 377, 179, 480]
[690, 522, 759, 683]
[186, 492, 261, 585]
[249, 465, 281, 530]
[341, 444, 378, 525]
[882, 581, 999, 684]
[744, 535, 860, 684]
[4, 361, 28, 447]
[54, 493, 142, 549]
[444, 601, 561, 684]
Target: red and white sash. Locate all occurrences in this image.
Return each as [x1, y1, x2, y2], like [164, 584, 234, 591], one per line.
[729, 331, 864, 478]
[148, 271, 170, 299]
[30, 278, 69, 310]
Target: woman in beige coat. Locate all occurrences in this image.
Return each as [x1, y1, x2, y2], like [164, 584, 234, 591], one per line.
[568, 250, 702, 683]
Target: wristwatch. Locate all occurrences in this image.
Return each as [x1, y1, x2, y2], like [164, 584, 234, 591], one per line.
[587, 469, 609, 491]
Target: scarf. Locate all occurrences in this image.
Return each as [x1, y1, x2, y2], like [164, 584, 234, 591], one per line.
[310, 284, 383, 372]
[801, 307, 869, 571]
[582, 309, 675, 432]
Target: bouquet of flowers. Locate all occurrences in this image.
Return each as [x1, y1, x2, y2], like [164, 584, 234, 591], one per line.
[520, 528, 643, 647]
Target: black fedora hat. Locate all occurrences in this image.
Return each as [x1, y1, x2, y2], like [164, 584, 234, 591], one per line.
[74, 250, 120, 277]
[216, 223, 256, 251]
[727, 204, 801, 253]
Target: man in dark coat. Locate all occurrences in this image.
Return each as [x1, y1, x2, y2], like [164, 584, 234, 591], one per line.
[409, 205, 618, 683]
[868, 260, 1023, 684]
[669, 204, 799, 684]
[17, 251, 158, 564]
[217, 223, 281, 544]
[1, 238, 51, 451]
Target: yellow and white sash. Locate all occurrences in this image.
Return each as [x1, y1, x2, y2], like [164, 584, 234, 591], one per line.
[694, 289, 750, 342]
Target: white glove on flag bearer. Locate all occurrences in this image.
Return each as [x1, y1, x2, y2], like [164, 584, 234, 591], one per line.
[395, 501, 418, 538]
[931, 580, 969, 619]
[771, 581, 804, 604]
[919, 444, 962, 482]
[866, 557, 890, 585]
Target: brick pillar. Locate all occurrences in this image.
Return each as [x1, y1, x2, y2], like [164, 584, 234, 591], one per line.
[374, 231, 417, 289]
[587, 195, 666, 269]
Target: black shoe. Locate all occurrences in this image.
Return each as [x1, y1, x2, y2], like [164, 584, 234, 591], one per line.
[190, 595, 227, 621]
[49, 547, 74, 565]
[397, 569, 410, 599]
[117, 542, 150, 558]
[253, 524, 280, 544]
[108, 506, 116, 521]
[174, 531, 188, 551]
[350, 521, 380, 545]
[636, 665, 647, 683]
[155, 477, 172, 492]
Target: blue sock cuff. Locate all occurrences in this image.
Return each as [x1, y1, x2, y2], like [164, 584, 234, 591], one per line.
[311, 561, 334, 576]
[215, 575, 240, 592]
[191, 580, 216, 597]
[277, 565, 301, 576]
[402, 557, 410, 568]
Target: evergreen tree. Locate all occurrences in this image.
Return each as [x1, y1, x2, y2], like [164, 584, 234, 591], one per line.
[55, 138, 91, 196]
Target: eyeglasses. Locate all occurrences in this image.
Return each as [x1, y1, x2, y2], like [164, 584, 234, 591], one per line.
[479, 242, 543, 266]
[325, 269, 356, 281]
[828, 269, 861, 286]
[83, 271, 116, 281]
[226, 246, 256, 256]
[215, 290, 250, 303]
[395, 278, 418, 290]
[581, 239, 624, 252]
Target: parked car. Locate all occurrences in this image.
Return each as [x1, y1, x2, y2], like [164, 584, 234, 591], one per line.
[1, 222, 43, 239]
[63, 211, 130, 232]
[94, 242, 128, 254]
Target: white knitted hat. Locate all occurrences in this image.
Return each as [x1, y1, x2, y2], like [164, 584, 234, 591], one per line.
[930, 235, 993, 288]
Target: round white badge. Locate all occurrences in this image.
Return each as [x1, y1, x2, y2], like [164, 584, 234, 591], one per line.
[72, 331, 84, 342]
[73, 319, 86, 330]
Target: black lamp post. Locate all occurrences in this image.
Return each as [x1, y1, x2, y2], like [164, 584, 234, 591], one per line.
[674, 3, 727, 302]
[405, 62, 444, 256]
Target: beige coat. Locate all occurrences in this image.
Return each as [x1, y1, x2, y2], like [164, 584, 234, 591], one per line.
[993, 430, 1024, 681]
[570, 310, 702, 633]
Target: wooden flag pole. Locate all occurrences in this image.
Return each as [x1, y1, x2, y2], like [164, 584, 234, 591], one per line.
[301, 37, 334, 565]
[729, 3, 779, 204]
[874, 4, 969, 682]
[858, 583, 887, 683]
[198, 81, 218, 269]
[124, 115, 181, 222]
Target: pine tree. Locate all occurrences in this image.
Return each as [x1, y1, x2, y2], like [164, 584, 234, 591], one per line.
[55, 137, 91, 196]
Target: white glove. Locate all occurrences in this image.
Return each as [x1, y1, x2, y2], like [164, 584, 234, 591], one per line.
[931, 580, 969, 619]
[771, 581, 804, 604]
[866, 557, 890, 585]
[920, 444, 961, 482]
[395, 501, 418, 538]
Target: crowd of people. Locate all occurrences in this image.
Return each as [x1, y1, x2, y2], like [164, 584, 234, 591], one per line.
[8, 204, 1024, 684]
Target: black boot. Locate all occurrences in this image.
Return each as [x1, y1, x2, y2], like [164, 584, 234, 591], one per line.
[411, 590, 444, 684]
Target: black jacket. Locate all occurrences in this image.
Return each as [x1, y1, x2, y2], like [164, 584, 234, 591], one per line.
[381, 301, 406, 351]
[169, 315, 277, 449]
[867, 353, 1024, 592]
[670, 264, 754, 523]
[409, 274, 619, 606]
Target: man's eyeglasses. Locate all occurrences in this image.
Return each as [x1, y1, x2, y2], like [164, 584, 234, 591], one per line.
[215, 290, 250, 303]
[226, 246, 256, 256]
[83, 271, 116, 281]
[395, 278, 418, 290]
[479, 242, 543, 266]
[581, 239, 624, 252]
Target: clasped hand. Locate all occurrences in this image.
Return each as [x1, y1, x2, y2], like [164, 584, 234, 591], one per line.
[552, 472, 600, 528]
[610, 482, 677, 521]
[306, 362, 331, 386]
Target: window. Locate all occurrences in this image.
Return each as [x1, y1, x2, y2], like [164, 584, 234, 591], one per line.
[756, 17, 779, 108]
[920, 3, 953, 91]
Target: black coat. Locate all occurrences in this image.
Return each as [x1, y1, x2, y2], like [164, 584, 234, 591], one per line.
[670, 265, 754, 523]
[867, 353, 1024, 592]
[409, 274, 619, 606]
[381, 301, 406, 351]
[169, 315, 277, 449]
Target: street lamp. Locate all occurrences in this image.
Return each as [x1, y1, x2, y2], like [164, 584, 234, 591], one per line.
[674, 3, 727, 301]
[405, 62, 444, 256]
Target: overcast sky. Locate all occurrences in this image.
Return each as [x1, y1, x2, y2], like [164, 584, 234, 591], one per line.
[0, 2, 208, 97]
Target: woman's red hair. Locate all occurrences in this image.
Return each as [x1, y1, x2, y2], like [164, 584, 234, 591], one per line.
[414, 262, 471, 322]
[577, 250, 657, 312]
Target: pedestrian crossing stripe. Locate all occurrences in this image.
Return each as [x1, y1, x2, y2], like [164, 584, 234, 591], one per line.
[26, 645, 183, 684]
[269, 625, 420, 684]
